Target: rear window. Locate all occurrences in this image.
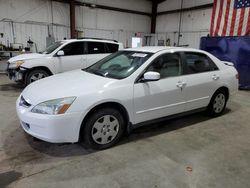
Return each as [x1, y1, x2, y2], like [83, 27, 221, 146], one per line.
[106, 43, 119, 53]
[87, 42, 105, 54]
[184, 52, 219, 74]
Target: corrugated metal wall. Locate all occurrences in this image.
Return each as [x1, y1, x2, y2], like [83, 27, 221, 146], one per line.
[75, 4, 151, 48]
[0, 0, 214, 50]
[0, 0, 151, 51]
[156, 0, 213, 48]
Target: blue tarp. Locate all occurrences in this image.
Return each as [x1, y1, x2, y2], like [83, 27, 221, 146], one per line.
[200, 36, 250, 89]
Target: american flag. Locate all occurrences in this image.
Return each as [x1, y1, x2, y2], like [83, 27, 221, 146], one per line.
[210, 0, 250, 36]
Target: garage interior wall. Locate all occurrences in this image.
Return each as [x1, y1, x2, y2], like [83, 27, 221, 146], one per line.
[0, 0, 151, 51]
[75, 0, 151, 48]
[156, 0, 213, 48]
[0, 0, 215, 51]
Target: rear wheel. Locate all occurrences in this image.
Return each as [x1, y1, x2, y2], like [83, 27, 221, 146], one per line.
[82, 108, 125, 150]
[207, 89, 227, 117]
[25, 69, 49, 85]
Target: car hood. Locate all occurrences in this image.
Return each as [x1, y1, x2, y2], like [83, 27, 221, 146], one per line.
[21, 70, 116, 105]
[8, 53, 47, 63]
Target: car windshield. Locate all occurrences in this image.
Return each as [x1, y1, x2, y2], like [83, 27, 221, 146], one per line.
[41, 41, 64, 54]
[85, 51, 153, 79]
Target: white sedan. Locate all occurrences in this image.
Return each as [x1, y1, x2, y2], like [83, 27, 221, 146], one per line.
[16, 47, 238, 149]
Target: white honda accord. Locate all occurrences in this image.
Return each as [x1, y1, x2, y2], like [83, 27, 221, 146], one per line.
[16, 47, 238, 149]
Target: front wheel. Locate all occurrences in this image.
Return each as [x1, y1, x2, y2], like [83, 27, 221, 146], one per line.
[25, 69, 49, 85]
[82, 108, 125, 150]
[207, 89, 227, 117]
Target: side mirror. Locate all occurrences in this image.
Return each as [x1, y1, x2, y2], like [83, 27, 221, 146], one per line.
[57, 50, 64, 56]
[143, 71, 160, 82]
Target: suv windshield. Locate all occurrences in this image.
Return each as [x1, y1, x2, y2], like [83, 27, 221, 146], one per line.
[41, 41, 64, 54]
[85, 51, 153, 79]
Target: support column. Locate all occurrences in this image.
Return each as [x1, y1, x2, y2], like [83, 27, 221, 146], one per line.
[151, 1, 158, 33]
[70, 0, 76, 38]
[177, 0, 184, 46]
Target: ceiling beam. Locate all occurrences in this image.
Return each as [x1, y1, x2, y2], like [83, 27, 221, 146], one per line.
[155, 0, 167, 4]
[158, 3, 213, 15]
[53, 0, 151, 16]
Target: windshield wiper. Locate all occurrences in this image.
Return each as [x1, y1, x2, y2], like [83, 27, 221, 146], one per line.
[85, 69, 106, 77]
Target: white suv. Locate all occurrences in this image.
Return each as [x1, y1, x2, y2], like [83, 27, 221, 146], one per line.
[7, 38, 123, 85]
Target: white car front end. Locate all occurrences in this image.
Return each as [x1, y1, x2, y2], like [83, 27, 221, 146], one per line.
[7, 53, 48, 82]
[16, 96, 83, 143]
[16, 69, 131, 143]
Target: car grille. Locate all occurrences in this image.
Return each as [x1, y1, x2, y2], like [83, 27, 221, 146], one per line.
[19, 96, 31, 108]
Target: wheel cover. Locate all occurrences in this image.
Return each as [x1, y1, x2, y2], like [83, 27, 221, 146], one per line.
[213, 93, 226, 113]
[91, 115, 120, 145]
[30, 73, 46, 83]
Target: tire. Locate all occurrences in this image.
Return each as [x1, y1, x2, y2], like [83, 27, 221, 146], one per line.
[25, 69, 49, 85]
[82, 108, 125, 150]
[207, 89, 227, 117]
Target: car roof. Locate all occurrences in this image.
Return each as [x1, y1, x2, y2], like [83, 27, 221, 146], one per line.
[61, 38, 120, 44]
[123, 46, 205, 54]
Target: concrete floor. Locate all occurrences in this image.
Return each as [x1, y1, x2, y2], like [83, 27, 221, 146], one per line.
[0, 74, 250, 188]
[0, 60, 7, 73]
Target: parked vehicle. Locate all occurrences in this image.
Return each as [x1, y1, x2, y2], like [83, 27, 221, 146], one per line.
[16, 47, 238, 149]
[7, 38, 123, 85]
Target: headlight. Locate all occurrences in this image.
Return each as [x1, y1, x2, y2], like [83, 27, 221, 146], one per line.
[15, 60, 25, 67]
[9, 60, 25, 68]
[31, 97, 76, 115]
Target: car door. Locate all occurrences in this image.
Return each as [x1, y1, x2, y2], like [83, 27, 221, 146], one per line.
[133, 52, 187, 124]
[182, 52, 221, 111]
[85, 42, 112, 68]
[56, 41, 87, 73]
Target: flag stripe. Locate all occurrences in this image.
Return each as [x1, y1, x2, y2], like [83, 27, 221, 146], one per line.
[214, 0, 224, 36]
[225, 0, 235, 36]
[222, 0, 231, 36]
[229, 8, 237, 36]
[218, 0, 228, 35]
[246, 9, 250, 35]
[233, 10, 241, 35]
[213, 0, 221, 36]
[237, 8, 245, 35]
[241, 8, 249, 35]
[210, 0, 218, 36]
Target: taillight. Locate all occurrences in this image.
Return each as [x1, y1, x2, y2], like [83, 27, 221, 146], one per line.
[236, 73, 239, 80]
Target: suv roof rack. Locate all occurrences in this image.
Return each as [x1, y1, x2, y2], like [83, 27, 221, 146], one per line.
[77, 37, 118, 43]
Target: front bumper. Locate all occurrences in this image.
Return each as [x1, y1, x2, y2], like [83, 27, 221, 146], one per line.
[16, 96, 83, 143]
[6, 64, 25, 82]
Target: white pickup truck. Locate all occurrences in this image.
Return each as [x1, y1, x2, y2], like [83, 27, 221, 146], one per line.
[6, 38, 123, 85]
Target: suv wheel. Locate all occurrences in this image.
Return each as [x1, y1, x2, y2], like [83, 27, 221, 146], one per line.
[207, 89, 227, 117]
[82, 108, 125, 150]
[25, 69, 49, 85]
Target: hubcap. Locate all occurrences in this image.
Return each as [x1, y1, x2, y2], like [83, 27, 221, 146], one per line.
[213, 93, 226, 113]
[92, 115, 120, 145]
[30, 73, 46, 83]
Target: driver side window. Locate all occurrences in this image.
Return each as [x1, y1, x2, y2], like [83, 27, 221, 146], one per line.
[146, 53, 182, 79]
[60, 42, 84, 56]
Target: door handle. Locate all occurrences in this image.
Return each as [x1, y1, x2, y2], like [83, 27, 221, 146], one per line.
[212, 74, 220, 80]
[176, 81, 186, 88]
